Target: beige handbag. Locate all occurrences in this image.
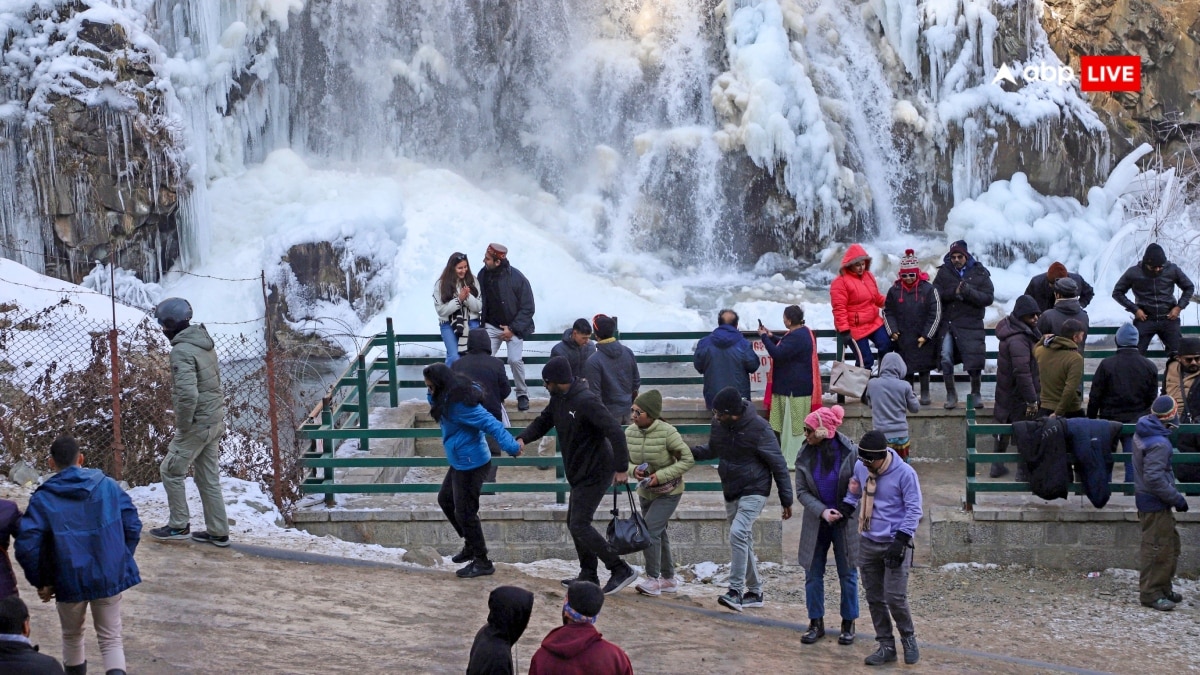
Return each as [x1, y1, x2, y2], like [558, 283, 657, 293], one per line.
[829, 338, 871, 399]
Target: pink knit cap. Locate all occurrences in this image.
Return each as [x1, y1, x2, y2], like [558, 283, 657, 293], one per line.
[804, 405, 845, 439]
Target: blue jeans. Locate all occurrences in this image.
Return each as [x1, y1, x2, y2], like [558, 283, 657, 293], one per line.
[440, 319, 480, 365]
[853, 325, 893, 370]
[725, 495, 766, 594]
[805, 520, 859, 621]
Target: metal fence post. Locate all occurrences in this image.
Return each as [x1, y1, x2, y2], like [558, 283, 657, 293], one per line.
[262, 271, 283, 512]
[386, 317, 398, 407]
[108, 328, 124, 481]
[356, 355, 370, 453]
[321, 396, 334, 507]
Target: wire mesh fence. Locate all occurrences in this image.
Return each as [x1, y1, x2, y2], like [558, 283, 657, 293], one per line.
[0, 294, 314, 512]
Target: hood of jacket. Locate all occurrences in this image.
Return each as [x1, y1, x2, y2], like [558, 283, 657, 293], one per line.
[40, 465, 105, 500]
[996, 314, 1038, 342]
[466, 328, 492, 354]
[595, 340, 625, 359]
[539, 622, 603, 659]
[1012, 294, 1040, 319]
[171, 323, 214, 350]
[839, 243, 871, 273]
[877, 352, 906, 379]
[1136, 413, 1174, 439]
[1051, 297, 1083, 316]
[1044, 334, 1079, 351]
[708, 323, 747, 348]
[486, 586, 534, 645]
[1142, 243, 1167, 268]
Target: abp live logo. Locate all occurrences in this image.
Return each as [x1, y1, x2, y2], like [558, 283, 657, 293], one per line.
[1079, 55, 1141, 92]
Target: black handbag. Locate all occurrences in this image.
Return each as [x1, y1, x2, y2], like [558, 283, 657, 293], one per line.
[605, 483, 651, 555]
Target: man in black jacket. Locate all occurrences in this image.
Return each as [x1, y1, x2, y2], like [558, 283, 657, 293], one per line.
[1086, 323, 1158, 481]
[0, 596, 65, 674]
[550, 318, 596, 378]
[692, 387, 793, 612]
[453, 327, 513, 485]
[1024, 261, 1094, 313]
[932, 240, 994, 409]
[478, 243, 536, 411]
[517, 357, 637, 595]
[466, 585, 534, 675]
[1112, 243, 1195, 357]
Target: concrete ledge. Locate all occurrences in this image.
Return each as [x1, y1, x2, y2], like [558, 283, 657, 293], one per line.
[930, 507, 1200, 570]
[296, 507, 782, 565]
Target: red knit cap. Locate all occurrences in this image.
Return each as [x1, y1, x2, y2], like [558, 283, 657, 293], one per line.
[899, 249, 920, 275]
[1046, 261, 1068, 281]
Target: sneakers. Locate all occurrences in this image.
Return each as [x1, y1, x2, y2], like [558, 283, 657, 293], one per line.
[658, 577, 679, 594]
[191, 531, 230, 548]
[838, 619, 855, 645]
[864, 644, 898, 666]
[717, 589, 743, 612]
[740, 591, 764, 608]
[517, 395, 530, 411]
[456, 558, 495, 578]
[602, 564, 638, 595]
[561, 574, 600, 588]
[451, 547, 472, 564]
[1166, 590, 1183, 604]
[800, 618, 824, 644]
[149, 524, 190, 541]
[901, 635, 920, 664]
[1144, 597, 1176, 611]
[635, 577, 662, 596]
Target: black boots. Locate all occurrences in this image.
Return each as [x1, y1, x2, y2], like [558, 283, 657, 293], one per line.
[864, 644, 897, 665]
[65, 664, 86, 675]
[943, 373, 958, 409]
[800, 618, 825, 644]
[990, 435, 1010, 477]
[838, 619, 855, 645]
[969, 371, 984, 409]
[918, 372, 931, 406]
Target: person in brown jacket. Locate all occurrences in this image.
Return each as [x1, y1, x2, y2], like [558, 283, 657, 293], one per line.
[1035, 319, 1085, 418]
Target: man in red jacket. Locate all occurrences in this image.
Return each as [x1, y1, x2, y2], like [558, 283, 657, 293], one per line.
[529, 581, 633, 674]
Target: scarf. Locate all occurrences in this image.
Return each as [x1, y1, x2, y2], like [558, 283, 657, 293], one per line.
[562, 599, 597, 625]
[858, 451, 893, 534]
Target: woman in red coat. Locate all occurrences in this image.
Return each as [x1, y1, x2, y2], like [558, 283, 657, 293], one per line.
[830, 243, 892, 369]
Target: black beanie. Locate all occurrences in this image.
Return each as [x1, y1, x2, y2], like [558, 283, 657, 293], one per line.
[860, 430, 888, 452]
[542, 356, 573, 384]
[712, 387, 745, 415]
[1142, 243, 1167, 267]
[1012, 294, 1039, 319]
[1180, 337, 1200, 356]
[567, 580, 605, 618]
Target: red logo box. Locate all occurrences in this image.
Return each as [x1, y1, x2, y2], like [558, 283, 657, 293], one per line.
[1079, 55, 1141, 92]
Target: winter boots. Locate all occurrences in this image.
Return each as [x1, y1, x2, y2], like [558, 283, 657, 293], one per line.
[918, 372, 931, 406]
[838, 619, 856, 645]
[990, 435, 1010, 478]
[969, 371, 984, 409]
[943, 374, 958, 410]
[800, 618, 825, 644]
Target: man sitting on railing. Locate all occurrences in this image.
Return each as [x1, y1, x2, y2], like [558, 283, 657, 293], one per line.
[1131, 396, 1190, 612]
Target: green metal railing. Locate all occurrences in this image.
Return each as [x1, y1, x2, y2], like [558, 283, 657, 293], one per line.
[963, 397, 1200, 509]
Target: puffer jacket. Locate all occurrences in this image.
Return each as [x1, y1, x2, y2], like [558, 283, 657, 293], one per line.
[551, 329, 597, 380]
[1132, 414, 1187, 512]
[691, 400, 793, 506]
[932, 249, 994, 371]
[15, 466, 141, 604]
[1035, 335, 1084, 415]
[1024, 272, 1095, 312]
[1112, 245, 1194, 320]
[1013, 417, 1071, 500]
[584, 340, 641, 421]
[477, 259, 536, 337]
[882, 275, 941, 373]
[432, 277, 482, 323]
[830, 244, 886, 340]
[1086, 347, 1157, 422]
[625, 419, 695, 499]
[694, 323, 760, 408]
[1036, 298, 1089, 348]
[433, 398, 520, 471]
[994, 309, 1041, 424]
[169, 324, 225, 435]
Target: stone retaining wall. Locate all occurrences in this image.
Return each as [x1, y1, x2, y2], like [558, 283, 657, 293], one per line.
[293, 507, 782, 565]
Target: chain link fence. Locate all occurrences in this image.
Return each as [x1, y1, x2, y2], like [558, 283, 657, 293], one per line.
[0, 295, 314, 512]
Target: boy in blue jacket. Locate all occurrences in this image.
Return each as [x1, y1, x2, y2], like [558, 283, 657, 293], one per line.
[15, 437, 141, 675]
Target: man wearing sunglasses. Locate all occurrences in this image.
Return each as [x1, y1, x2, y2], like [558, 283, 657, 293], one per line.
[931, 240, 994, 409]
[1112, 242, 1194, 357]
[1163, 337, 1200, 483]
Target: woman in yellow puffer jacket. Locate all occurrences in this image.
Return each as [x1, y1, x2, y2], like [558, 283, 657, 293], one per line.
[625, 389, 695, 596]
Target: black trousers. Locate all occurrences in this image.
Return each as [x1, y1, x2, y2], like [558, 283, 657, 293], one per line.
[1135, 317, 1182, 356]
[567, 478, 624, 576]
[438, 463, 491, 560]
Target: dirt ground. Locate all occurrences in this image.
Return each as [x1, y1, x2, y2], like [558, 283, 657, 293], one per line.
[10, 534, 1197, 674]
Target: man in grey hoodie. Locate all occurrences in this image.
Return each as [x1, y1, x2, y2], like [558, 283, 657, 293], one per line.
[863, 353, 921, 462]
[584, 315, 640, 424]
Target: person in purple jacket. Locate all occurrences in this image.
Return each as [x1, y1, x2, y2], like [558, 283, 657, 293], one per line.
[0, 499, 20, 600]
[845, 431, 923, 667]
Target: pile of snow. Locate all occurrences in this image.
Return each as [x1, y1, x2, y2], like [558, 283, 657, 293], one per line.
[940, 562, 1000, 572]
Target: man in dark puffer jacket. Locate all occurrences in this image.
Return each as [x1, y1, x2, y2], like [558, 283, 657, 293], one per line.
[1132, 396, 1190, 611]
[932, 240, 994, 410]
[584, 315, 641, 424]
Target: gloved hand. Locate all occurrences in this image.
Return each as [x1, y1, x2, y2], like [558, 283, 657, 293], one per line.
[1178, 498, 1190, 513]
[884, 532, 911, 569]
[837, 500, 856, 519]
[837, 330, 852, 343]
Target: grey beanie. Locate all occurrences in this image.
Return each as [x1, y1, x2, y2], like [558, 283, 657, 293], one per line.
[1115, 323, 1139, 348]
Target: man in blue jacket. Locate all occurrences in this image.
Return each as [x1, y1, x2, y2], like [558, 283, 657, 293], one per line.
[694, 309, 760, 409]
[16, 436, 141, 675]
[1132, 396, 1190, 611]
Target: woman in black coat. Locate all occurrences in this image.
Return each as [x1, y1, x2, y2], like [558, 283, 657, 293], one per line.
[883, 250, 941, 404]
[991, 294, 1041, 477]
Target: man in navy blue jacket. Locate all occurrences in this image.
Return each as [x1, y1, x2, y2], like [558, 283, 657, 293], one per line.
[16, 437, 141, 675]
[1132, 397, 1190, 611]
[694, 309, 760, 409]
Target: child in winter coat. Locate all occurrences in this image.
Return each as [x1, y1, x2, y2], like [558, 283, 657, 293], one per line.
[863, 353, 921, 461]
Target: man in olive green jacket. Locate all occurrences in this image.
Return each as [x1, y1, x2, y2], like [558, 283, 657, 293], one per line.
[149, 298, 231, 546]
[1034, 319, 1085, 418]
[626, 390, 694, 596]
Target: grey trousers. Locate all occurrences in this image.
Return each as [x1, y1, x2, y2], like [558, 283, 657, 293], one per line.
[486, 324, 527, 398]
[161, 420, 229, 537]
[639, 493, 681, 579]
[859, 536, 915, 645]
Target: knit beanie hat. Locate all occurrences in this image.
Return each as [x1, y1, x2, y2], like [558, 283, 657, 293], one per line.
[1152, 395, 1178, 421]
[804, 405, 845, 440]
[486, 243, 508, 260]
[542, 356, 573, 384]
[572, 318, 592, 335]
[1115, 323, 1139, 348]
[858, 430, 889, 460]
[592, 314, 617, 340]
[1142, 243, 1167, 267]
[634, 389, 663, 420]
[712, 387, 745, 415]
[1179, 337, 1200, 356]
[1012, 294, 1039, 320]
[1053, 277, 1079, 298]
[566, 581, 604, 619]
[1046, 261, 1068, 281]
[948, 240, 969, 257]
[899, 248, 920, 275]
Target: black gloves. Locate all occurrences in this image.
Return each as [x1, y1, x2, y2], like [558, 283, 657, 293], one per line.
[837, 500, 856, 519]
[884, 531, 912, 569]
[837, 330, 852, 342]
[1178, 498, 1190, 513]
